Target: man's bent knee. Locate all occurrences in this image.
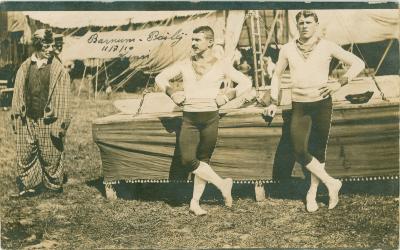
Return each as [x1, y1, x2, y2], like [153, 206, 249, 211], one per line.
[181, 158, 200, 172]
[294, 150, 312, 166]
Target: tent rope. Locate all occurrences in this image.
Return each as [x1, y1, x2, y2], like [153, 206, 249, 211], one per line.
[108, 66, 131, 87]
[133, 71, 153, 117]
[374, 39, 394, 76]
[334, 12, 388, 101]
[353, 44, 388, 101]
[112, 68, 140, 92]
[84, 58, 120, 87]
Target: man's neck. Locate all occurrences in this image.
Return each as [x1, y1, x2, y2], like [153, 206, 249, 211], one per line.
[297, 34, 319, 45]
[193, 49, 213, 61]
[34, 52, 46, 61]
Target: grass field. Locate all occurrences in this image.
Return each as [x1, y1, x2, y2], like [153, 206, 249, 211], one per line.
[0, 89, 398, 249]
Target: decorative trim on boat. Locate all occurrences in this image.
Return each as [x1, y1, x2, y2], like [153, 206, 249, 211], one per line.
[103, 175, 399, 185]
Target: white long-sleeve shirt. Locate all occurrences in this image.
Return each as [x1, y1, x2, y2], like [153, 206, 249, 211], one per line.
[271, 39, 365, 102]
[156, 57, 252, 112]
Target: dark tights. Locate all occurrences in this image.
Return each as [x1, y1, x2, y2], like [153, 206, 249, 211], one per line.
[290, 97, 333, 166]
[179, 111, 219, 171]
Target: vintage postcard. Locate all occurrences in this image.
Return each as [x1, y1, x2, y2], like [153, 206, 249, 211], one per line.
[0, 1, 398, 249]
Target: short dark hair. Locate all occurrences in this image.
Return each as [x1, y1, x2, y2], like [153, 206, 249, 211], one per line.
[193, 26, 214, 40]
[295, 10, 319, 23]
[32, 29, 54, 51]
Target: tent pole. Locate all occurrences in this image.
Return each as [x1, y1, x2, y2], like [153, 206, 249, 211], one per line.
[78, 65, 87, 97]
[95, 60, 99, 100]
[103, 61, 109, 91]
[374, 39, 394, 76]
[261, 10, 281, 57]
[249, 11, 259, 88]
[245, 11, 252, 48]
[284, 10, 289, 44]
[89, 62, 93, 100]
[104, 61, 109, 81]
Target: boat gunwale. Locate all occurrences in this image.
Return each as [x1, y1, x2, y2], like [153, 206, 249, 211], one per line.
[93, 97, 400, 125]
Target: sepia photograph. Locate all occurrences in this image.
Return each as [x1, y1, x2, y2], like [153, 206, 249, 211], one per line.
[0, 1, 399, 249]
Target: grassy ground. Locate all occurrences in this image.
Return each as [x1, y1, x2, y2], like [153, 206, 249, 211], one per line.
[0, 88, 398, 249]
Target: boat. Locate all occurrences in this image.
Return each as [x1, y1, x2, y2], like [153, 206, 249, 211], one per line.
[92, 75, 399, 187]
[87, 9, 399, 199]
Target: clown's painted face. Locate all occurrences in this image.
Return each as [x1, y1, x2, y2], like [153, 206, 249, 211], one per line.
[37, 42, 54, 60]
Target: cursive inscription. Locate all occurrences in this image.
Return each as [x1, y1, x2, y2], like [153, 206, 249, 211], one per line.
[146, 29, 185, 46]
[88, 33, 136, 44]
[86, 29, 187, 57]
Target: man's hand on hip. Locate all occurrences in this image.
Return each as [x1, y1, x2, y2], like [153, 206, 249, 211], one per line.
[170, 93, 186, 106]
[224, 88, 237, 100]
[216, 94, 229, 107]
[319, 82, 341, 98]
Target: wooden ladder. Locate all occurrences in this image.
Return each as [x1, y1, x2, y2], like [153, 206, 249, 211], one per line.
[249, 10, 266, 90]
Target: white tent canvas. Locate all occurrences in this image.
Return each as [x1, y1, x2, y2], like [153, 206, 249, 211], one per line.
[288, 9, 399, 45]
[58, 11, 245, 73]
[23, 11, 212, 28]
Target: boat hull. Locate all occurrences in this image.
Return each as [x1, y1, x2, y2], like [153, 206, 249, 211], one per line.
[93, 98, 399, 183]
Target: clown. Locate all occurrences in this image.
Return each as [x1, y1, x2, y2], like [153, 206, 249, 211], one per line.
[11, 29, 72, 197]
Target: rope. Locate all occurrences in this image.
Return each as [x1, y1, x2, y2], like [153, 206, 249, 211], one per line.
[63, 27, 80, 37]
[354, 44, 387, 101]
[112, 68, 140, 92]
[108, 66, 131, 87]
[133, 71, 153, 117]
[84, 59, 115, 86]
[98, 61, 110, 92]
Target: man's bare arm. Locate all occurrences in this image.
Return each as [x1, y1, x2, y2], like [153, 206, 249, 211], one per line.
[330, 42, 365, 85]
[319, 42, 365, 98]
[155, 63, 182, 93]
[225, 63, 252, 97]
[155, 62, 185, 105]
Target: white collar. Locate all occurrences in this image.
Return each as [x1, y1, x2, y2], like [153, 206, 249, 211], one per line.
[31, 53, 49, 69]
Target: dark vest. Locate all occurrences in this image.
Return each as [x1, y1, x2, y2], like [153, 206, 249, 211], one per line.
[25, 61, 51, 120]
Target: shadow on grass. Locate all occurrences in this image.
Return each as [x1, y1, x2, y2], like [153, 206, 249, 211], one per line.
[85, 177, 106, 197]
[86, 177, 399, 205]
